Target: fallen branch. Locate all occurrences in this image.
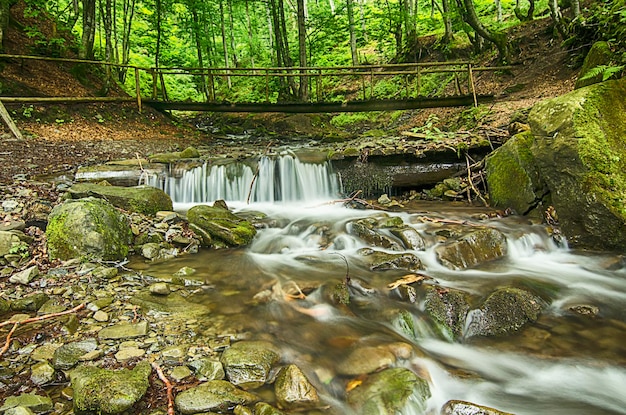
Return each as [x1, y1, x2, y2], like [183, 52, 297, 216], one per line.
[152, 362, 175, 415]
[246, 141, 273, 204]
[465, 153, 489, 207]
[0, 303, 85, 357]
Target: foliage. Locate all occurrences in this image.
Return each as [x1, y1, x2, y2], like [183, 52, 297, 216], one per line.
[579, 64, 625, 82]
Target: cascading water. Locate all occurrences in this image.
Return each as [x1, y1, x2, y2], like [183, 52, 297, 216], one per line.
[141, 155, 342, 204]
[132, 162, 626, 415]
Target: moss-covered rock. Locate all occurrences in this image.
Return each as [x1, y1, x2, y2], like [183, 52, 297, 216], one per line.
[347, 367, 430, 415]
[274, 364, 319, 409]
[575, 41, 615, 89]
[465, 287, 544, 338]
[46, 197, 132, 261]
[435, 227, 507, 270]
[187, 203, 256, 248]
[174, 380, 259, 414]
[149, 146, 200, 163]
[529, 78, 626, 250]
[442, 400, 514, 415]
[68, 183, 173, 215]
[424, 285, 471, 340]
[220, 341, 280, 389]
[70, 361, 151, 415]
[358, 248, 423, 272]
[485, 131, 548, 214]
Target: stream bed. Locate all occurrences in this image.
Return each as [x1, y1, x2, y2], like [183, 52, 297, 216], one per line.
[129, 200, 626, 415]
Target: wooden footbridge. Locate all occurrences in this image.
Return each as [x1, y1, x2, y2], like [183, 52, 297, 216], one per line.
[0, 54, 508, 114]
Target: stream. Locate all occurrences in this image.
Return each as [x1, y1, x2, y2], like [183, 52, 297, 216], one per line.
[136, 155, 626, 415]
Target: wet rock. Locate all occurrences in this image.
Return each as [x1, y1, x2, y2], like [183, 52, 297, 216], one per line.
[349, 220, 403, 250]
[30, 362, 55, 386]
[221, 341, 280, 389]
[189, 358, 225, 381]
[435, 227, 507, 270]
[390, 226, 426, 250]
[9, 266, 39, 285]
[4, 406, 36, 415]
[358, 248, 422, 272]
[0, 393, 53, 413]
[115, 347, 145, 362]
[442, 399, 515, 415]
[187, 204, 257, 248]
[424, 285, 471, 340]
[92, 266, 118, 280]
[568, 304, 600, 317]
[149, 146, 201, 163]
[68, 183, 173, 216]
[274, 364, 319, 409]
[149, 282, 170, 295]
[52, 338, 98, 370]
[174, 380, 259, 414]
[465, 287, 544, 338]
[11, 293, 49, 312]
[347, 367, 430, 415]
[337, 346, 396, 376]
[253, 402, 285, 415]
[70, 361, 151, 415]
[98, 321, 149, 340]
[173, 266, 196, 277]
[46, 197, 132, 261]
[131, 290, 211, 316]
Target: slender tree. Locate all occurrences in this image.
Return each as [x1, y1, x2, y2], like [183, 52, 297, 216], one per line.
[455, 0, 509, 62]
[297, 0, 309, 100]
[514, 0, 535, 22]
[81, 0, 97, 59]
[347, 0, 359, 65]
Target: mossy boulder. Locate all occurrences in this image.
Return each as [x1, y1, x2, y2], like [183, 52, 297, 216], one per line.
[46, 197, 132, 261]
[220, 341, 280, 389]
[149, 146, 201, 163]
[274, 364, 320, 409]
[424, 285, 471, 340]
[69, 361, 151, 414]
[174, 380, 259, 414]
[529, 78, 626, 249]
[346, 367, 431, 415]
[465, 287, 544, 338]
[187, 203, 257, 248]
[575, 41, 615, 89]
[485, 131, 548, 214]
[442, 400, 514, 415]
[435, 227, 507, 270]
[68, 183, 173, 215]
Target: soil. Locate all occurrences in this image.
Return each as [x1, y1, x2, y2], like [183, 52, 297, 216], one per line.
[0, 3, 580, 185]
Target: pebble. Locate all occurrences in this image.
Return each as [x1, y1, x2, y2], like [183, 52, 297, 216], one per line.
[93, 310, 109, 322]
[149, 282, 170, 296]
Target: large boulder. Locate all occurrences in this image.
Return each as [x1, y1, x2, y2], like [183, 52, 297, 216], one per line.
[435, 227, 507, 270]
[274, 364, 320, 410]
[68, 183, 173, 215]
[574, 41, 615, 89]
[529, 78, 626, 250]
[46, 197, 132, 261]
[187, 203, 257, 248]
[220, 341, 280, 389]
[485, 131, 548, 214]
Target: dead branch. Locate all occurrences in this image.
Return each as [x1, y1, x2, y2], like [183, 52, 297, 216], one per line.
[151, 362, 175, 415]
[0, 303, 85, 357]
[246, 141, 273, 204]
[465, 153, 489, 207]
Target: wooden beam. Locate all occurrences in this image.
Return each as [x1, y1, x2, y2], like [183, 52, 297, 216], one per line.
[0, 97, 136, 104]
[0, 99, 24, 140]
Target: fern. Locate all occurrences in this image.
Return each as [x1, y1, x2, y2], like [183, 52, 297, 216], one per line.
[580, 65, 625, 82]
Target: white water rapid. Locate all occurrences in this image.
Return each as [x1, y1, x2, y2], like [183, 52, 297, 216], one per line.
[132, 161, 626, 415]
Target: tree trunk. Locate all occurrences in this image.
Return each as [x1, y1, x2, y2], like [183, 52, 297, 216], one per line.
[494, 0, 502, 22]
[219, 0, 231, 88]
[441, 0, 453, 44]
[347, 0, 358, 65]
[245, 0, 255, 67]
[81, 0, 97, 59]
[227, 0, 238, 67]
[191, 9, 209, 100]
[98, 0, 114, 93]
[514, 0, 535, 21]
[0, 0, 10, 52]
[571, 0, 580, 19]
[296, 0, 309, 100]
[359, 0, 367, 42]
[154, 0, 162, 68]
[548, 0, 567, 38]
[456, 0, 509, 63]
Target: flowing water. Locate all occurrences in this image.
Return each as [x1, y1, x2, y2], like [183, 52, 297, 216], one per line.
[135, 156, 626, 414]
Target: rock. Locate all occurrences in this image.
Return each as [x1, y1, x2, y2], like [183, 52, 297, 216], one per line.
[9, 266, 39, 285]
[0, 393, 53, 413]
[377, 194, 392, 205]
[52, 338, 98, 370]
[92, 266, 118, 280]
[68, 183, 173, 215]
[11, 293, 49, 312]
[336, 346, 396, 376]
[349, 219, 403, 250]
[358, 248, 422, 272]
[435, 227, 507, 270]
[485, 131, 548, 215]
[465, 287, 544, 338]
[149, 146, 201, 163]
[274, 364, 319, 409]
[98, 321, 149, 340]
[173, 266, 196, 277]
[220, 341, 280, 389]
[442, 400, 515, 415]
[528, 78, 626, 250]
[187, 204, 257, 248]
[131, 290, 211, 316]
[389, 226, 426, 250]
[115, 347, 145, 362]
[70, 361, 151, 415]
[30, 362, 55, 386]
[189, 358, 225, 381]
[46, 197, 132, 261]
[140, 243, 161, 260]
[170, 366, 193, 382]
[4, 406, 36, 415]
[149, 282, 170, 295]
[174, 380, 259, 414]
[0, 230, 29, 257]
[424, 285, 471, 340]
[253, 402, 285, 415]
[0, 297, 10, 314]
[347, 367, 430, 415]
[575, 41, 615, 89]
[93, 310, 109, 322]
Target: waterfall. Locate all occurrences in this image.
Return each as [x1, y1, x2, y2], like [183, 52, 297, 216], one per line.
[142, 155, 342, 204]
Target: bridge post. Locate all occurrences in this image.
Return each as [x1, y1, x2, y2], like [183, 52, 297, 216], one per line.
[151, 69, 157, 100]
[265, 69, 270, 103]
[134, 67, 142, 113]
[207, 69, 215, 102]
